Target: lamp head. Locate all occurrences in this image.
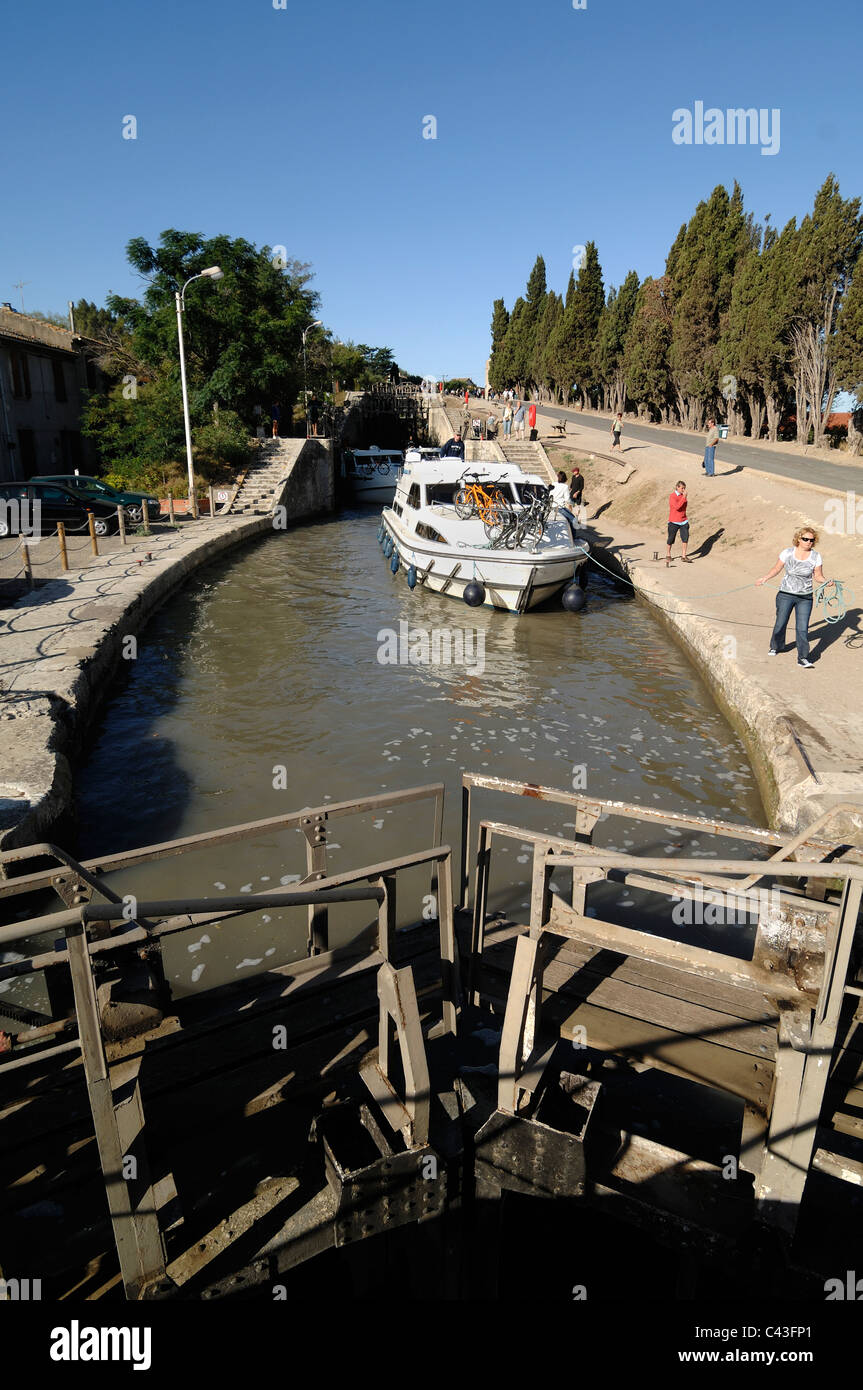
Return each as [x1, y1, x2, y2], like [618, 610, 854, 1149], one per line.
[201, 266, 223, 280]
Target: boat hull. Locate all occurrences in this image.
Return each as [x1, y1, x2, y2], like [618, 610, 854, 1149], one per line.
[380, 512, 588, 613]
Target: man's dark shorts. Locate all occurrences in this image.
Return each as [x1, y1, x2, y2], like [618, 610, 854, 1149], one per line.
[667, 521, 690, 545]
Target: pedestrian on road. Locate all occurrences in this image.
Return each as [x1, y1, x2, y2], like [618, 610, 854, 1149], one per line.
[528, 402, 537, 441]
[503, 401, 513, 438]
[514, 400, 526, 439]
[271, 402, 281, 438]
[666, 481, 691, 565]
[308, 397, 320, 437]
[611, 413, 623, 451]
[568, 466, 587, 529]
[756, 526, 825, 668]
[464, 387, 470, 408]
[703, 419, 719, 476]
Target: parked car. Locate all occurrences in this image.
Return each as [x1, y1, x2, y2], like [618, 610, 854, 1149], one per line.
[37, 474, 160, 524]
[0, 481, 121, 537]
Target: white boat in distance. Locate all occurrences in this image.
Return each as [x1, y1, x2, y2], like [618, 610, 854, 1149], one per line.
[342, 446, 404, 501]
[381, 457, 589, 613]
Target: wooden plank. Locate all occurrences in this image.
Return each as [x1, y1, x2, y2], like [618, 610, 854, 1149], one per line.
[475, 916, 782, 1020]
[547, 899, 810, 1003]
[473, 960, 774, 1106]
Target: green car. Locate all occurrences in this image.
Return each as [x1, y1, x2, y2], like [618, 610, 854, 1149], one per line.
[37, 474, 161, 524]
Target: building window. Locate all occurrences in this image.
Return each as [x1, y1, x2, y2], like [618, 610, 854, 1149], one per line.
[52, 359, 67, 403]
[17, 429, 36, 475]
[10, 351, 31, 400]
[61, 431, 83, 470]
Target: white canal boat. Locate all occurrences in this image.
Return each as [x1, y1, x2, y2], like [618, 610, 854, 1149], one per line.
[379, 456, 589, 613]
[342, 446, 404, 502]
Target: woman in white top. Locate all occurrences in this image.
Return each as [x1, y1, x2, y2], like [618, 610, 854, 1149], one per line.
[755, 525, 825, 668]
[551, 470, 577, 539]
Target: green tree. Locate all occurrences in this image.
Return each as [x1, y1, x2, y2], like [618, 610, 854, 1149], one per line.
[665, 183, 758, 428]
[622, 276, 673, 421]
[81, 229, 322, 488]
[594, 271, 640, 414]
[787, 175, 863, 447]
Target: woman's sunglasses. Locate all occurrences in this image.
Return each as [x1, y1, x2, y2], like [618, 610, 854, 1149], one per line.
[801, 536, 815, 543]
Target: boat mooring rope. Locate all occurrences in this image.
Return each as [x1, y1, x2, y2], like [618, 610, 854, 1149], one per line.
[588, 550, 852, 629]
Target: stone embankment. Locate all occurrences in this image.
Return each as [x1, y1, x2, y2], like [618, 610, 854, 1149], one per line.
[0, 439, 334, 856]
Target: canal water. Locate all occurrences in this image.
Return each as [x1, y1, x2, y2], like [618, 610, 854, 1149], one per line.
[62, 508, 764, 998]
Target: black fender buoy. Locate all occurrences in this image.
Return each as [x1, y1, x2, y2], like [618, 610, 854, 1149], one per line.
[562, 583, 587, 612]
[390, 551, 400, 574]
[463, 580, 486, 608]
[407, 565, 417, 589]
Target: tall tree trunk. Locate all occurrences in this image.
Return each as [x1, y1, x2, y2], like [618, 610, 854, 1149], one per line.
[765, 393, 781, 442]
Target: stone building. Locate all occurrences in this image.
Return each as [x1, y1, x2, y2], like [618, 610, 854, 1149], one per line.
[0, 305, 100, 483]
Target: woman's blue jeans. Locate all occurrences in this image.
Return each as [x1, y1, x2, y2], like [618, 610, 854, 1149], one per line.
[771, 591, 812, 661]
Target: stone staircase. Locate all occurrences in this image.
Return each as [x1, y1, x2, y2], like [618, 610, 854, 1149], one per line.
[228, 438, 306, 515]
[499, 440, 556, 484]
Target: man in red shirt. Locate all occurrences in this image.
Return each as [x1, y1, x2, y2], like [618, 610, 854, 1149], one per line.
[666, 481, 692, 564]
[528, 402, 537, 439]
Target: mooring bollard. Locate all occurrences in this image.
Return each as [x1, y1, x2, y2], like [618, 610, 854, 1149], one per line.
[57, 522, 69, 572]
[21, 541, 33, 589]
[117, 505, 127, 546]
[168, 494, 175, 526]
[87, 512, 99, 557]
[141, 502, 150, 536]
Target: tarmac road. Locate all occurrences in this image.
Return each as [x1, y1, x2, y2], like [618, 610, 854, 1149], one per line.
[537, 404, 863, 493]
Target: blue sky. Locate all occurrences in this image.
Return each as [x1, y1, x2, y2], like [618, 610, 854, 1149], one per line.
[2, 0, 860, 383]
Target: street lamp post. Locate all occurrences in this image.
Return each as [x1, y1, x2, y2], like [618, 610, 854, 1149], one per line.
[175, 266, 223, 519]
[302, 321, 322, 438]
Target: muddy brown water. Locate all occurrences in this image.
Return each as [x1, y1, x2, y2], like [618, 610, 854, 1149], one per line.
[2, 508, 766, 1011]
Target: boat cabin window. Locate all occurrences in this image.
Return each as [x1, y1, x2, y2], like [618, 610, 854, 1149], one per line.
[514, 482, 550, 504]
[392, 501, 403, 517]
[406, 484, 421, 510]
[424, 483, 459, 506]
[416, 522, 446, 542]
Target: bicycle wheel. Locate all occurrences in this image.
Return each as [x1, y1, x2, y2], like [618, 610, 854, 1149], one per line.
[376, 461, 390, 475]
[454, 489, 475, 520]
[522, 516, 544, 550]
[483, 508, 507, 543]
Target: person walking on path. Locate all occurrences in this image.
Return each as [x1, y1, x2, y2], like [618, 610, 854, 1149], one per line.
[666, 481, 691, 564]
[271, 402, 281, 438]
[703, 419, 719, 476]
[611, 413, 623, 451]
[513, 400, 526, 439]
[568, 465, 587, 529]
[503, 401, 513, 438]
[756, 526, 825, 668]
[528, 402, 537, 440]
